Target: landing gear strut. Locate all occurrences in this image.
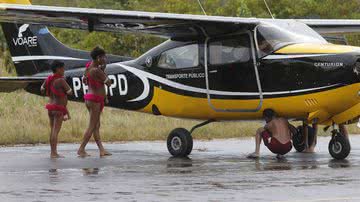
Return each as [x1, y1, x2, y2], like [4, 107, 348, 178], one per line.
[328, 126, 351, 160]
[167, 119, 215, 157]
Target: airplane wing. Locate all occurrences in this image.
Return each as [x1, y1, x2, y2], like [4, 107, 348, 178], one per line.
[0, 77, 44, 92]
[0, 4, 359, 37]
[0, 4, 260, 38]
[298, 19, 360, 34]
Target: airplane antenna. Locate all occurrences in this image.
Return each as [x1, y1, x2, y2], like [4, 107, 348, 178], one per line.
[196, 0, 207, 15]
[263, 0, 275, 19]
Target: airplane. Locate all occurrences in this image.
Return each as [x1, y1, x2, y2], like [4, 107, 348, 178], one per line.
[0, 0, 359, 160]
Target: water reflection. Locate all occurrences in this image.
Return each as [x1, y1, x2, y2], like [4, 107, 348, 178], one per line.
[328, 159, 351, 168]
[82, 168, 100, 176]
[49, 168, 58, 175]
[296, 153, 319, 170]
[166, 157, 193, 174]
[167, 157, 193, 168]
[299, 164, 318, 170]
[255, 158, 292, 171]
[49, 168, 59, 182]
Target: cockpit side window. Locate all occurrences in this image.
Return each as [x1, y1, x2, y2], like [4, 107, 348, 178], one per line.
[157, 44, 199, 69]
[209, 34, 251, 65]
[256, 32, 275, 57]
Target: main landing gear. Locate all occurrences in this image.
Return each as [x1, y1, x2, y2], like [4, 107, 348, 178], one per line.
[167, 119, 215, 157]
[292, 125, 316, 152]
[292, 122, 351, 160]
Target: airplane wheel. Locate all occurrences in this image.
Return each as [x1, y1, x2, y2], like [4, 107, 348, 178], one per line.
[292, 126, 315, 152]
[167, 128, 193, 157]
[329, 131, 351, 160]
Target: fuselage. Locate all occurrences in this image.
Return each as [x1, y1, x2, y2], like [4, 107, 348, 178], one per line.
[26, 22, 360, 125]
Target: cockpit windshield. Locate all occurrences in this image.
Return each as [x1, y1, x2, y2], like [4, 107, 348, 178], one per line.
[256, 21, 328, 57]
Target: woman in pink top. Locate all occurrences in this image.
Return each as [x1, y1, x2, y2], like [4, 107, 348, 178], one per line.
[78, 47, 112, 157]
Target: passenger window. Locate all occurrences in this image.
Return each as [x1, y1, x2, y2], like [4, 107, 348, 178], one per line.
[209, 35, 251, 65]
[157, 44, 199, 69]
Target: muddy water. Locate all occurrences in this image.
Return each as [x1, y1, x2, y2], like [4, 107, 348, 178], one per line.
[0, 136, 360, 202]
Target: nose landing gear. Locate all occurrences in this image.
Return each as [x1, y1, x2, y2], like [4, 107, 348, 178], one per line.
[328, 128, 351, 160]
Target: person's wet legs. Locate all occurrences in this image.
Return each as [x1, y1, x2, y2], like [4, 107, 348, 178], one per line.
[78, 102, 101, 157]
[308, 123, 318, 152]
[50, 112, 64, 158]
[93, 120, 112, 157]
[339, 124, 349, 139]
[303, 122, 315, 153]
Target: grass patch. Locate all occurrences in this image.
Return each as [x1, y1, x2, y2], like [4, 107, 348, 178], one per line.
[0, 91, 359, 146]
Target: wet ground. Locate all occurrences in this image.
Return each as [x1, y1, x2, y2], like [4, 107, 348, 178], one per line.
[0, 136, 360, 202]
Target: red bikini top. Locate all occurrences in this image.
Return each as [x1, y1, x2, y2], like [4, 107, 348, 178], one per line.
[85, 62, 104, 89]
[86, 61, 92, 69]
[87, 74, 104, 89]
[45, 74, 66, 97]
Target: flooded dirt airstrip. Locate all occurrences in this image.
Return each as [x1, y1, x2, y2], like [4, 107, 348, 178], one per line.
[0, 136, 360, 202]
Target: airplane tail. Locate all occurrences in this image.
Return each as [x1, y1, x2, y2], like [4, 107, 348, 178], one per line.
[1, 22, 92, 76]
[0, 0, 131, 76]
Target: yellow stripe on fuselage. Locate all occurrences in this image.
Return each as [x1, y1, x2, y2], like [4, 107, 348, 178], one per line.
[140, 83, 360, 125]
[276, 43, 360, 54]
[0, 0, 31, 4]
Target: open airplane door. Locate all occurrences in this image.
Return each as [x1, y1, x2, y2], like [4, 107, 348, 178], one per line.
[204, 32, 263, 112]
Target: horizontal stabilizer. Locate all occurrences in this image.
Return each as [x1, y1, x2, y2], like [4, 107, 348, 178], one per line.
[0, 77, 44, 92]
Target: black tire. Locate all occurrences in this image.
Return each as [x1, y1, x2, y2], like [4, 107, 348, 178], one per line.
[292, 126, 315, 152]
[167, 128, 193, 157]
[328, 132, 351, 160]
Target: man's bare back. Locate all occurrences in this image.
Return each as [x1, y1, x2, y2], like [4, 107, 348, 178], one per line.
[247, 109, 293, 159]
[265, 117, 292, 144]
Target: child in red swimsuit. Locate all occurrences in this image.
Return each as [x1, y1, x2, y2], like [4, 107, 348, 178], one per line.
[41, 61, 73, 158]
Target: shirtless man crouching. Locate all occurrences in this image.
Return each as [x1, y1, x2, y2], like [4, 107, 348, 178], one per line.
[247, 109, 293, 159]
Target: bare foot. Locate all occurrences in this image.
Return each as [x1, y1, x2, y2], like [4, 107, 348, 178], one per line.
[50, 153, 64, 159]
[100, 150, 112, 157]
[77, 150, 90, 158]
[247, 152, 260, 159]
[304, 148, 315, 153]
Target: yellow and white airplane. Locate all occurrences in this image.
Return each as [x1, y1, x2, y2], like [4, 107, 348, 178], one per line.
[0, 0, 359, 159]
